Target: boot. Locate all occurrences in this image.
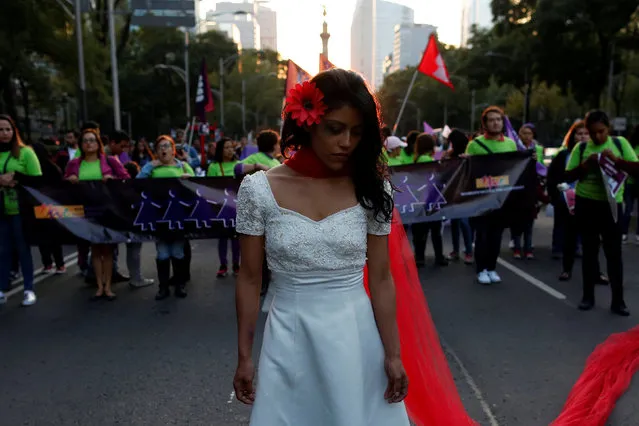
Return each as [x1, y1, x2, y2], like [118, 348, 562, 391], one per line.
[172, 257, 187, 298]
[183, 240, 192, 283]
[155, 259, 171, 301]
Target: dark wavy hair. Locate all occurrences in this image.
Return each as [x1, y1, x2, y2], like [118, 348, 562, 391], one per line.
[280, 69, 393, 222]
[214, 137, 236, 163]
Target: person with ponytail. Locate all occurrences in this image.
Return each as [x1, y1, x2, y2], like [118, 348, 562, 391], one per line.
[0, 114, 42, 307]
[233, 69, 475, 426]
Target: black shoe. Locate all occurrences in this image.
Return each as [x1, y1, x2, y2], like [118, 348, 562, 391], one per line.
[113, 272, 130, 283]
[155, 259, 171, 301]
[415, 259, 425, 268]
[171, 257, 188, 298]
[578, 300, 595, 311]
[155, 287, 171, 300]
[435, 257, 449, 267]
[611, 304, 630, 317]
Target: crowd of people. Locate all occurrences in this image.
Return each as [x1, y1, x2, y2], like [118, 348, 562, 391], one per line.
[0, 114, 282, 306]
[1, 100, 638, 318]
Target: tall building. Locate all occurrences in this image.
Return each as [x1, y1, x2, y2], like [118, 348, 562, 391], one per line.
[351, 0, 414, 89]
[200, 21, 244, 50]
[203, 1, 276, 51]
[205, 1, 260, 50]
[461, 0, 492, 46]
[257, 4, 277, 51]
[390, 23, 436, 73]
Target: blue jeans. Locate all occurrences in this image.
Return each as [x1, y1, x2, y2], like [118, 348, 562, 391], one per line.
[513, 219, 534, 252]
[218, 237, 240, 266]
[451, 218, 473, 255]
[156, 240, 185, 261]
[0, 215, 34, 292]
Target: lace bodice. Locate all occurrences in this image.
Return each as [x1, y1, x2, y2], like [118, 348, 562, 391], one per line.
[235, 172, 391, 273]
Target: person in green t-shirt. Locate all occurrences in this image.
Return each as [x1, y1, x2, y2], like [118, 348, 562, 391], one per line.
[398, 130, 419, 165]
[207, 137, 266, 278]
[65, 129, 131, 301]
[138, 135, 194, 301]
[384, 136, 407, 167]
[238, 130, 282, 174]
[621, 125, 639, 241]
[564, 110, 639, 316]
[0, 114, 42, 307]
[465, 106, 518, 285]
[410, 133, 447, 267]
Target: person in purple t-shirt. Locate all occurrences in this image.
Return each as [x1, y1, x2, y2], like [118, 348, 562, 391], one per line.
[237, 136, 258, 160]
[108, 130, 131, 164]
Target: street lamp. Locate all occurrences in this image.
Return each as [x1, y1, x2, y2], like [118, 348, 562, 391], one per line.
[154, 64, 190, 119]
[486, 51, 531, 124]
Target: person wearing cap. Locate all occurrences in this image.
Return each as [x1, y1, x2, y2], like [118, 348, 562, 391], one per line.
[385, 136, 407, 166]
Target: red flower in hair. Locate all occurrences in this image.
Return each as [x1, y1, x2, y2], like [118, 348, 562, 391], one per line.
[285, 81, 328, 127]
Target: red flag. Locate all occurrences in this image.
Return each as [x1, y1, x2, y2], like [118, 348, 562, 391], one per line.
[195, 59, 214, 121]
[319, 53, 336, 72]
[285, 60, 312, 97]
[417, 34, 454, 90]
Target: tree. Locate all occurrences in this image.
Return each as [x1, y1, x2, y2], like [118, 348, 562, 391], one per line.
[535, 0, 639, 106]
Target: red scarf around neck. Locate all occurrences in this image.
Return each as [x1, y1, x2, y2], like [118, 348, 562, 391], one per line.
[284, 147, 350, 178]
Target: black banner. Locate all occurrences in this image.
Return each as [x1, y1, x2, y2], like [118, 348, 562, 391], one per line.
[17, 152, 535, 245]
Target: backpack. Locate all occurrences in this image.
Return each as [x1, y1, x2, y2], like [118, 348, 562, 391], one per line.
[578, 137, 623, 163]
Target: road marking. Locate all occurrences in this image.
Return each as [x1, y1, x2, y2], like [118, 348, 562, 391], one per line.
[7, 253, 79, 299]
[497, 257, 567, 300]
[442, 341, 500, 426]
[227, 391, 235, 404]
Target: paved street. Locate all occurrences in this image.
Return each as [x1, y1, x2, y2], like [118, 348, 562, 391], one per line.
[1, 217, 638, 426]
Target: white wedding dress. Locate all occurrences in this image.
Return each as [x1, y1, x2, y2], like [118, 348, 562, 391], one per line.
[236, 172, 410, 426]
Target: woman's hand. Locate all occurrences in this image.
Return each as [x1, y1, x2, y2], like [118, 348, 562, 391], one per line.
[0, 172, 16, 187]
[102, 175, 113, 182]
[384, 356, 408, 404]
[256, 164, 270, 172]
[233, 359, 256, 405]
[601, 149, 618, 162]
[180, 174, 191, 180]
[151, 160, 161, 167]
[66, 175, 79, 184]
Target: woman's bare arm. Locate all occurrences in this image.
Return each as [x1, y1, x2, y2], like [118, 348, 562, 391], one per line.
[366, 234, 400, 359]
[236, 235, 265, 363]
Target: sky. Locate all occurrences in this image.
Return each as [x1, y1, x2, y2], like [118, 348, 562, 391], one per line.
[199, 0, 464, 75]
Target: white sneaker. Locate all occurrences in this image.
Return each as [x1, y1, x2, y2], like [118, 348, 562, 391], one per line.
[487, 271, 502, 283]
[477, 270, 491, 285]
[0, 291, 6, 305]
[129, 278, 155, 288]
[508, 240, 515, 249]
[22, 290, 37, 306]
[635, 235, 639, 244]
[622, 234, 628, 243]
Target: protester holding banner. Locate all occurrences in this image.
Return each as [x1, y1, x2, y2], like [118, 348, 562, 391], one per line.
[443, 129, 474, 264]
[565, 110, 637, 316]
[64, 128, 130, 300]
[0, 115, 42, 306]
[31, 142, 66, 275]
[400, 130, 419, 164]
[235, 130, 282, 174]
[138, 135, 194, 300]
[412, 133, 447, 267]
[207, 137, 241, 277]
[384, 136, 407, 167]
[465, 107, 518, 284]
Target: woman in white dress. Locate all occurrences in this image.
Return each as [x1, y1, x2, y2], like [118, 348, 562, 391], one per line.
[233, 69, 410, 425]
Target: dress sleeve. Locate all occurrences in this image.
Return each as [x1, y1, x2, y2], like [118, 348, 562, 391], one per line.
[367, 180, 393, 236]
[236, 173, 266, 236]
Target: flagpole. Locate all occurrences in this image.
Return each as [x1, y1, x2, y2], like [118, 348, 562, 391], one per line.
[392, 69, 419, 136]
